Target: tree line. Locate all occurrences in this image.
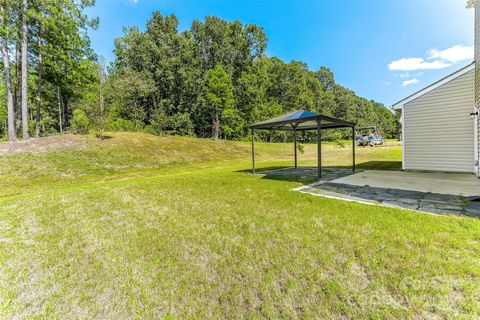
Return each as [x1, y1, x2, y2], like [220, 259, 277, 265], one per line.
[0, 0, 97, 141]
[0, 8, 400, 142]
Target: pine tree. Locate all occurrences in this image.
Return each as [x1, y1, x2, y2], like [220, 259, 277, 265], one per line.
[0, 0, 16, 141]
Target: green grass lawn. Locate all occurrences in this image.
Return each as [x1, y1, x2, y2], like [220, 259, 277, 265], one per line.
[0, 132, 479, 318]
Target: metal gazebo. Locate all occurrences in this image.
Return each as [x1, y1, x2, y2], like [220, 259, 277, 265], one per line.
[249, 110, 356, 179]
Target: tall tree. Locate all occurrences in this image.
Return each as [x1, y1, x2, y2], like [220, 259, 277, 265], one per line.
[203, 64, 235, 140]
[97, 58, 107, 138]
[35, 39, 42, 137]
[0, 0, 15, 141]
[20, 0, 28, 139]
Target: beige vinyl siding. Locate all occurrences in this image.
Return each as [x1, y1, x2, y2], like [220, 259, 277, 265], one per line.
[403, 69, 474, 173]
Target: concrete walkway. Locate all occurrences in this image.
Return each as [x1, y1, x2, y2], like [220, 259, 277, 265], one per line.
[332, 170, 480, 197]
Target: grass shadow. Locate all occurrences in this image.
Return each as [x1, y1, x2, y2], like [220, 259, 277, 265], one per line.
[326, 161, 402, 171]
[96, 135, 114, 141]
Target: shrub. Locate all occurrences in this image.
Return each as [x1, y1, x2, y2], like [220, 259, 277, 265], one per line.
[143, 125, 156, 135]
[28, 120, 37, 136]
[40, 115, 57, 136]
[71, 109, 90, 134]
[167, 113, 194, 136]
[106, 118, 135, 131]
[150, 109, 168, 136]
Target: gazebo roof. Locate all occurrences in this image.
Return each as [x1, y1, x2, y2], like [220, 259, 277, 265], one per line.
[250, 110, 355, 131]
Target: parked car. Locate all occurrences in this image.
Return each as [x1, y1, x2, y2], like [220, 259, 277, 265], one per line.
[356, 126, 385, 147]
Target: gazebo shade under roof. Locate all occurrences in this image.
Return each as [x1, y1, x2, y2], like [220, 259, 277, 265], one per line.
[250, 110, 355, 131]
[249, 110, 356, 179]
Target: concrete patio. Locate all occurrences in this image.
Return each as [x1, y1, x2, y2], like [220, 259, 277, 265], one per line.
[258, 167, 480, 217]
[332, 170, 480, 197]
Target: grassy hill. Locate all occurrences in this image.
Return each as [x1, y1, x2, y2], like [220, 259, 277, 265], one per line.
[1, 133, 479, 318]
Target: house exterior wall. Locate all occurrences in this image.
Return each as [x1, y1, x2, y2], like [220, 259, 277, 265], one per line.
[475, 0, 480, 176]
[403, 68, 475, 173]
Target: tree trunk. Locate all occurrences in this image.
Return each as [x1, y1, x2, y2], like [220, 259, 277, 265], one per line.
[98, 61, 106, 139]
[57, 86, 63, 133]
[0, 4, 15, 141]
[212, 108, 220, 140]
[15, 44, 21, 135]
[99, 91, 105, 138]
[35, 42, 42, 137]
[20, 0, 29, 140]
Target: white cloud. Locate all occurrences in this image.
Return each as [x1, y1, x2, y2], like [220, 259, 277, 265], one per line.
[402, 78, 419, 86]
[388, 58, 451, 71]
[427, 44, 473, 63]
[388, 44, 472, 87]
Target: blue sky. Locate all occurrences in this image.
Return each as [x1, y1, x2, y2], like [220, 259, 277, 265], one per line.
[86, 0, 474, 106]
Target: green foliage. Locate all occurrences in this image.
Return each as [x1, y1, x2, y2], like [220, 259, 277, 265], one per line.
[40, 114, 58, 135]
[71, 109, 90, 134]
[150, 108, 168, 136]
[0, 8, 398, 142]
[166, 113, 194, 136]
[106, 118, 135, 131]
[28, 120, 36, 137]
[104, 12, 399, 142]
[203, 65, 236, 139]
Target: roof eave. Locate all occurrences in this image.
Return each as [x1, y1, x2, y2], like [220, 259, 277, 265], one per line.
[390, 61, 475, 110]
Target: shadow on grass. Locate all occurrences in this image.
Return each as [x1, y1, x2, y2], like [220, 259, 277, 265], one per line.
[354, 160, 402, 171]
[96, 135, 114, 141]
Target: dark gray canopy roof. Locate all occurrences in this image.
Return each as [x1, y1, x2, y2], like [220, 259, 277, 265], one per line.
[250, 110, 355, 131]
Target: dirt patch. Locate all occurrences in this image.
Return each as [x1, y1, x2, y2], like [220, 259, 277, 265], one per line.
[0, 134, 90, 156]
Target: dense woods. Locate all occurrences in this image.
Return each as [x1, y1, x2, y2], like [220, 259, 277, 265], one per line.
[0, 0, 97, 141]
[0, 6, 399, 142]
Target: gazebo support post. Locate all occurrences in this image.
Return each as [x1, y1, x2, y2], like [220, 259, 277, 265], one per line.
[251, 128, 255, 174]
[352, 126, 356, 172]
[317, 120, 322, 179]
[293, 127, 297, 168]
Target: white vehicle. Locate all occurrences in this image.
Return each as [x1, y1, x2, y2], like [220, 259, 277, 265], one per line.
[356, 126, 385, 147]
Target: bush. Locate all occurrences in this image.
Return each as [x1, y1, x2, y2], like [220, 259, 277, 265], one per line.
[71, 109, 90, 134]
[106, 118, 135, 131]
[167, 113, 194, 136]
[150, 109, 168, 136]
[143, 125, 156, 135]
[28, 120, 37, 137]
[40, 115, 57, 136]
